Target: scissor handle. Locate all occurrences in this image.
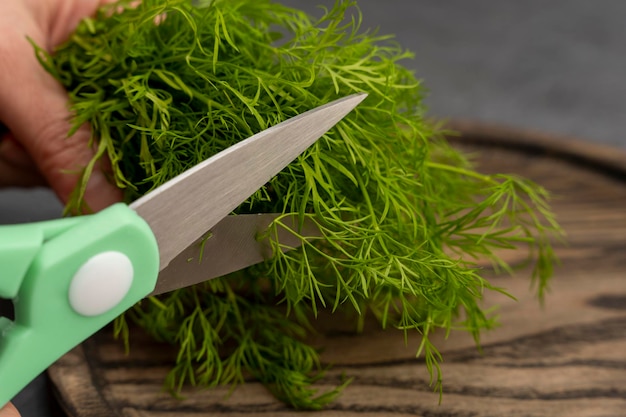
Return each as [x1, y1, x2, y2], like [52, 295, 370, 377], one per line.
[0, 203, 159, 406]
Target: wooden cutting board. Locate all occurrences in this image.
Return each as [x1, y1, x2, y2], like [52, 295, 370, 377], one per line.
[49, 123, 626, 417]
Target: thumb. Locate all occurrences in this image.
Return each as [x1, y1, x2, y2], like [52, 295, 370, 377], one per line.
[0, 403, 20, 417]
[0, 29, 122, 212]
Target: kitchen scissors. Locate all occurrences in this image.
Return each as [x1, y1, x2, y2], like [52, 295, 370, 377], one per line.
[0, 93, 366, 405]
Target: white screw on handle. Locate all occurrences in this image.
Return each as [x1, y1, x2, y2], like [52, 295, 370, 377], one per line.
[69, 251, 134, 317]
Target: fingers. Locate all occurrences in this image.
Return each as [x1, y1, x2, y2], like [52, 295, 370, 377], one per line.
[0, 2, 123, 211]
[0, 31, 122, 210]
[0, 133, 47, 187]
[0, 402, 20, 417]
[38, 0, 117, 47]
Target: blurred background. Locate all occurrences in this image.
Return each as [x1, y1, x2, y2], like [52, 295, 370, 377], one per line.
[285, 0, 626, 149]
[6, 1, 626, 416]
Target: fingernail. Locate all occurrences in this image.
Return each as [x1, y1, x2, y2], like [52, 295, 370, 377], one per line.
[84, 170, 123, 212]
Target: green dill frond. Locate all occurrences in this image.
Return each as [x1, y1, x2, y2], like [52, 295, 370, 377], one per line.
[36, 0, 563, 409]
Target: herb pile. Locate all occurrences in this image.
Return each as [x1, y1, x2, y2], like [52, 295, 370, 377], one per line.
[36, 0, 561, 409]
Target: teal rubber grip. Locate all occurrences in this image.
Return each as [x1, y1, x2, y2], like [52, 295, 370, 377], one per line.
[0, 203, 159, 406]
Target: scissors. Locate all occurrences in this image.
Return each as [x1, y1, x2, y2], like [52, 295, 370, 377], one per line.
[0, 93, 366, 406]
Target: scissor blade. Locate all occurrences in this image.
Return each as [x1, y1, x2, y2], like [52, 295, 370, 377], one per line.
[149, 213, 319, 295]
[131, 93, 366, 270]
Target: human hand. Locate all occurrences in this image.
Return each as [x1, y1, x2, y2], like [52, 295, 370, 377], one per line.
[0, 0, 122, 211]
[0, 403, 20, 417]
[0, 1, 121, 414]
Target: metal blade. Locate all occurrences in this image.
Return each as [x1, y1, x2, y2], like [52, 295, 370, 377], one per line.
[149, 213, 320, 295]
[131, 93, 366, 270]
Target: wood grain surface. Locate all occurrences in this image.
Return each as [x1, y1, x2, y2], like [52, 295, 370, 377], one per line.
[49, 124, 626, 417]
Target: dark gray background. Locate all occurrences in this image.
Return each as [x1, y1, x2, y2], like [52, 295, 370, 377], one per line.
[287, 0, 626, 149]
[5, 1, 626, 416]
[283, 0, 626, 147]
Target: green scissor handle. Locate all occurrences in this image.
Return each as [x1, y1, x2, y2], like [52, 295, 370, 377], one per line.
[0, 203, 159, 406]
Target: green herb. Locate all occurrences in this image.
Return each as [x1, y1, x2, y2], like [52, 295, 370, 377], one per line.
[35, 0, 562, 409]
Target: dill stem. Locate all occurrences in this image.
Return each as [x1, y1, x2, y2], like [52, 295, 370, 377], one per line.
[426, 161, 498, 185]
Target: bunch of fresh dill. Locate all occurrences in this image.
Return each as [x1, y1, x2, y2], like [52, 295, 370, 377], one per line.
[35, 0, 562, 409]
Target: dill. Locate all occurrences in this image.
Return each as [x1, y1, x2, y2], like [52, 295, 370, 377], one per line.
[35, 0, 563, 409]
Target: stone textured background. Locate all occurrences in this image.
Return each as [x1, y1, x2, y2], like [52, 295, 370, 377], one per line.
[287, 0, 626, 149]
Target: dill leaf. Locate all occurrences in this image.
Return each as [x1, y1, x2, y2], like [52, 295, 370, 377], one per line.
[36, 0, 563, 409]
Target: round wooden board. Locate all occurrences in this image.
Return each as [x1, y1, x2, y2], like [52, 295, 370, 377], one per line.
[49, 124, 626, 417]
